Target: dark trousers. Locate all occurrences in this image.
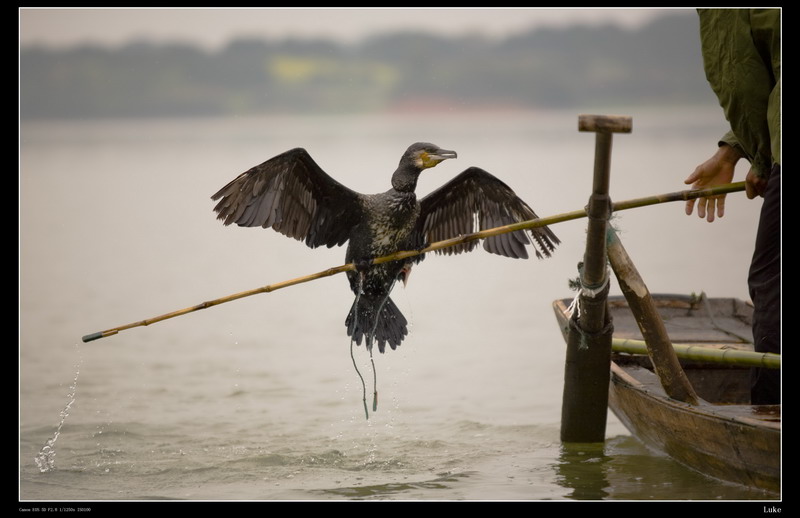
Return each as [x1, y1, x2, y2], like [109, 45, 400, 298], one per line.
[748, 165, 781, 404]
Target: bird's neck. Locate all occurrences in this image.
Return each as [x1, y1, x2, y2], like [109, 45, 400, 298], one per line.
[391, 165, 422, 192]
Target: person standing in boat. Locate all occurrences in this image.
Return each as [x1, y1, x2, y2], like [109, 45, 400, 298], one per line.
[684, 9, 780, 405]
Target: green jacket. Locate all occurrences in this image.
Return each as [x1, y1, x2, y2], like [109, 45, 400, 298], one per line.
[698, 9, 781, 177]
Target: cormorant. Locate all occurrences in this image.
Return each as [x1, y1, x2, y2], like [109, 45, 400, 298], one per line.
[211, 142, 559, 352]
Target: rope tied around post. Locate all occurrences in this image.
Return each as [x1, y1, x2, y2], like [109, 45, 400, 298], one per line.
[566, 262, 611, 325]
[567, 312, 615, 352]
[567, 274, 613, 350]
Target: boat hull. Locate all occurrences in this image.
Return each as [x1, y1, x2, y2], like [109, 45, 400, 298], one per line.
[553, 295, 780, 494]
[609, 362, 780, 493]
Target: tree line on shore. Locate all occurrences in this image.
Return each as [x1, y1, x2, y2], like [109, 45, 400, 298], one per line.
[20, 12, 714, 120]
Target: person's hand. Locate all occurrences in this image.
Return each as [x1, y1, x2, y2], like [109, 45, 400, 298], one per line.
[745, 168, 769, 199]
[684, 145, 743, 222]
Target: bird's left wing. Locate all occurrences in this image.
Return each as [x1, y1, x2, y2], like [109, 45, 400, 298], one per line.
[211, 148, 363, 249]
[415, 167, 559, 259]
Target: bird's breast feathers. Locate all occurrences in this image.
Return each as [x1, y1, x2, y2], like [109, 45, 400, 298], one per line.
[363, 193, 419, 252]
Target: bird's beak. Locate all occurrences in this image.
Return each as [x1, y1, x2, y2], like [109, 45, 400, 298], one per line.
[433, 149, 457, 162]
[422, 148, 457, 168]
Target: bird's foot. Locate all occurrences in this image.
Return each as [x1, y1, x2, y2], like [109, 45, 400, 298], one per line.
[354, 258, 373, 272]
[397, 261, 413, 287]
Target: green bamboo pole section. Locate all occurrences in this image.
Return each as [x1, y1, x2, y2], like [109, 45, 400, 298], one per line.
[82, 182, 746, 343]
[612, 338, 780, 369]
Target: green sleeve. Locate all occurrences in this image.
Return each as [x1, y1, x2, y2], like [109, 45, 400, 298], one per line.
[718, 130, 745, 157]
[699, 9, 780, 177]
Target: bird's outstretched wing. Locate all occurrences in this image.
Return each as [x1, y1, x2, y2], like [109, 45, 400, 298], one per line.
[211, 148, 363, 249]
[416, 167, 559, 259]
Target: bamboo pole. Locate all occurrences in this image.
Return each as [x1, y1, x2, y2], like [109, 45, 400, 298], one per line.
[81, 182, 745, 343]
[612, 338, 780, 369]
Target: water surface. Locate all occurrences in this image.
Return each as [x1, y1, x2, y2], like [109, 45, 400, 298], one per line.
[20, 109, 776, 502]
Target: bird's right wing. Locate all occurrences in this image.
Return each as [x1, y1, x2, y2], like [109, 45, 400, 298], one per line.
[211, 148, 363, 249]
[416, 166, 559, 259]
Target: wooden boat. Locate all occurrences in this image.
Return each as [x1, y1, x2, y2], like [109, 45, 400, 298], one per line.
[553, 294, 780, 494]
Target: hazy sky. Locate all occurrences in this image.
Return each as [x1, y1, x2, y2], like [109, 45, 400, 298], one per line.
[19, 7, 680, 49]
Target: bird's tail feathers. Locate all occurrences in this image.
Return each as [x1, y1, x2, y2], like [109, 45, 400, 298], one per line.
[345, 295, 408, 353]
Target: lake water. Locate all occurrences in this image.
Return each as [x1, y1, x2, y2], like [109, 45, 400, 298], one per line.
[19, 108, 778, 504]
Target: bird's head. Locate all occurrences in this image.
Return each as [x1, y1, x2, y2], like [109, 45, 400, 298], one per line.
[404, 142, 458, 170]
[392, 142, 457, 192]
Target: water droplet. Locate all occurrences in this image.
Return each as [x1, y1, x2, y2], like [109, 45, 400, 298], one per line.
[34, 351, 82, 473]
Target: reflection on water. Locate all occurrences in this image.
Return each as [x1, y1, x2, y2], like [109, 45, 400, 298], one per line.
[318, 471, 471, 499]
[557, 442, 613, 500]
[557, 436, 777, 501]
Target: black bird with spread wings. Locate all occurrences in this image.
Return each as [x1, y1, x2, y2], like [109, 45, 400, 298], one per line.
[211, 143, 559, 352]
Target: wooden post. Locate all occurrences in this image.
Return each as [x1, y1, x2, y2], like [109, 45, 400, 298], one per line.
[560, 115, 631, 443]
[606, 227, 700, 404]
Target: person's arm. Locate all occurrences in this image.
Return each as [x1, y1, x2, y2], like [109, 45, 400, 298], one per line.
[694, 9, 778, 218]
